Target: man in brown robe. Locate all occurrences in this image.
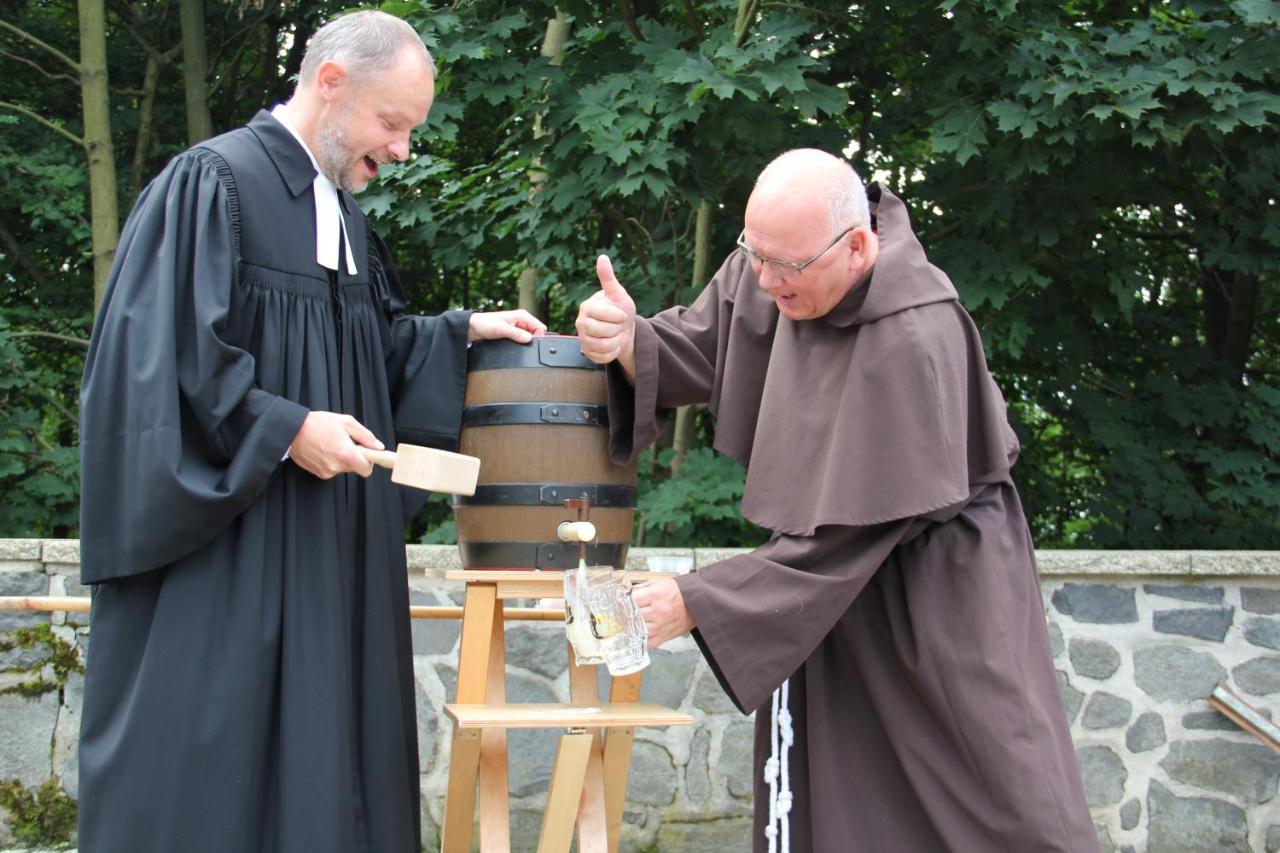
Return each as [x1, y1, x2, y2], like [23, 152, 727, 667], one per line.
[576, 149, 1098, 852]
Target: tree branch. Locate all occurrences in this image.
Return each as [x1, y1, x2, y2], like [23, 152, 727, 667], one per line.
[0, 49, 78, 86]
[8, 331, 91, 348]
[761, 1, 848, 21]
[0, 101, 83, 147]
[0, 20, 79, 72]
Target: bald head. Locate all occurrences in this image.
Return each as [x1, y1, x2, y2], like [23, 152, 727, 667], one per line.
[752, 149, 870, 234]
[740, 149, 877, 321]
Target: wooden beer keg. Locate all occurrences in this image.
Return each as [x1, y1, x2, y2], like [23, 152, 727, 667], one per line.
[452, 336, 637, 570]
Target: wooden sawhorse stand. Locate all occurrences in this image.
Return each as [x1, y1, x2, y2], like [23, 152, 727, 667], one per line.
[439, 570, 692, 853]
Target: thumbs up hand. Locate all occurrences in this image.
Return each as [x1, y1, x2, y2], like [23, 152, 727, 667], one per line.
[576, 255, 637, 380]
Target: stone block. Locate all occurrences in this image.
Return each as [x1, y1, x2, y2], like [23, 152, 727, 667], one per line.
[1245, 618, 1280, 652]
[408, 592, 460, 656]
[1144, 583, 1224, 604]
[1057, 670, 1084, 725]
[1234, 657, 1280, 696]
[415, 680, 440, 774]
[1184, 709, 1250, 731]
[1268, 824, 1280, 853]
[1152, 607, 1233, 642]
[685, 727, 712, 805]
[0, 690, 59, 788]
[1126, 711, 1167, 753]
[0, 572, 49, 632]
[0, 539, 40, 561]
[38, 540, 78, 566]
[507, 728, 558, 799]
[1134, 646, 1227, 702]
[1047, 620, 1064, 659]
[1082, 692, 1133, 729]
[1077, 745, 1126, 807]
[52, 671, 83, 799]
[505, 624, 568, 679]
[1051, 584, 1137, 624]
[627, 740, 676, 807]
[656, 817, 753, 851]
[720, 718, 755, 800]
[1069, 638, 1121, 680]
[1243, 587, 1280, 615]
[1160, 738, 1280, 804]
[692, 668, 738, 715]
[1146, 780, 1248, 852]
[638, 648, 700, 710]
[1120, 797, 1140, 831]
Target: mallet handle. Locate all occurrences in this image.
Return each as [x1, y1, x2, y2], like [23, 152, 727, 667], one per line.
[360, 448, 397, 469]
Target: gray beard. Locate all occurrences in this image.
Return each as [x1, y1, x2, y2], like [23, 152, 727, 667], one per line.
[315, 111, 359, 193]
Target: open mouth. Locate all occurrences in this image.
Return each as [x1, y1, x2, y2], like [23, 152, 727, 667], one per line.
[363, 155, 378, 177]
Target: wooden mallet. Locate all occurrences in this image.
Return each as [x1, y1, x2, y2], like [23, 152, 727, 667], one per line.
[359, 444, 480, 496]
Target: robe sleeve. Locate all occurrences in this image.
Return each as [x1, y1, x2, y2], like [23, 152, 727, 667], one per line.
[79, 152, 310, 584]
[674, 520, 912, 714]
[606, 267, 736, 464]
[370, 230, 472, 451]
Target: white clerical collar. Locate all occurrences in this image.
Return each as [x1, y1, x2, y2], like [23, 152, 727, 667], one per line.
[269, 104, 358, 276]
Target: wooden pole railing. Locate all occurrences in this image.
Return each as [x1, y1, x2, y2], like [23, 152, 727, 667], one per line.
[0, 596, 565, 622]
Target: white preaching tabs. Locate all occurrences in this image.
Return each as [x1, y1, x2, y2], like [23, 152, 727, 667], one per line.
[269, 105, 358, 276]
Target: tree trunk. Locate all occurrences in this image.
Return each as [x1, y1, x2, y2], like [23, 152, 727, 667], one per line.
[79, 0, 119, 312]
[129, 51, 162, 198]
[517, 8, 571, 318]
[669, 200, 713, 476]
[734, 0, 761, 47]
[180, 0, 213, 143]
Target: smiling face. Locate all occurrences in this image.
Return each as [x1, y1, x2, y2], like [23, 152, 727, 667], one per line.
[314, 47, 435, 193]
[741, 150, 878, 322]
[741, 196, 869, 322]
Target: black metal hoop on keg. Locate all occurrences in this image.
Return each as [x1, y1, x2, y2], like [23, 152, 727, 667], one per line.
[452, 483, 636, 508]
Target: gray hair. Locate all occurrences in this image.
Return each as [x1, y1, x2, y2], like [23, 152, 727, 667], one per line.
[757, 149, 870, 235]
[299, 11, 435, 89]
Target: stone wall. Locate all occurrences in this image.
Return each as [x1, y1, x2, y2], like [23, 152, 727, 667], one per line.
[2, 541, 1279, 851]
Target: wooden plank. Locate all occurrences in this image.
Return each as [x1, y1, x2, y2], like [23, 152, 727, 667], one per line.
[440, 583, 499, 853]
[479, 600, 511, 852]
[570, 655, 608, 853]
[444, 703, 693, 729]
[537, 733, 594, 853]
[602, 671, 644, 852]
[455, 584, 498, 703]
[440, 729, 483, 853]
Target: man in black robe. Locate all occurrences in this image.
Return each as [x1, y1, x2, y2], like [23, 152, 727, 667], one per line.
[576, 149, 1098, 851]
[77, 12, 543, 853]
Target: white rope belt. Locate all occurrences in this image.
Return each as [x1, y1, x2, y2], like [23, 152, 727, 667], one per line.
[764, 678, 794, 853]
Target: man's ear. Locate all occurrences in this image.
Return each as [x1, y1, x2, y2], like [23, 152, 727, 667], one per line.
[848, 226, 878, 276]
[313, 60, 349, 103]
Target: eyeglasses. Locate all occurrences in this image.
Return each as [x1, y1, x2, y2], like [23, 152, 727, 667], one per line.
[736, 226, 856, 278]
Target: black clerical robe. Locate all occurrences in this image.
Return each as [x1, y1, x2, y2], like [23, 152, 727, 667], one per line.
[77, 111, 469, 853]
[609, 186, 1098, 852]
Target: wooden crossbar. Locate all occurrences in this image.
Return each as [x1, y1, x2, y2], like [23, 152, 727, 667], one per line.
[445, 702, 693, 730]
[0, 595, 564, 621]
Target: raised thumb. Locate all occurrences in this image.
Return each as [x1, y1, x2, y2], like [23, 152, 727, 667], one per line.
[596, 254, 628, 303]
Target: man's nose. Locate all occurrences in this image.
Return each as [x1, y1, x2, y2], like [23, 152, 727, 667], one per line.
[387, 133, 411, 161]
[756, 265, 785, 292]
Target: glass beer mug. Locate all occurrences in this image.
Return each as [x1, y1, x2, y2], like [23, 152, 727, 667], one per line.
[563, 566, 650, 676]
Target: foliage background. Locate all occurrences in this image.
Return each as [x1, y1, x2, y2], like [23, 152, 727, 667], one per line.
[1, 0, 1277, 548]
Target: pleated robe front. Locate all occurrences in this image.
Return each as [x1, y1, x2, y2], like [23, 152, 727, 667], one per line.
[77, 112, 470, 853]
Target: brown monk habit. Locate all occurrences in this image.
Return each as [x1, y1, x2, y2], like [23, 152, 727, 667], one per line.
[606, 186, 1099, 852]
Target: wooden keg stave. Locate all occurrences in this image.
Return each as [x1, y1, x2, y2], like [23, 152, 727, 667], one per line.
[454, 336, 636, 571]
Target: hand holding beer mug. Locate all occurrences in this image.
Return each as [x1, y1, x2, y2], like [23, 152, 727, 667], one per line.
[564, 566, 650, 676]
